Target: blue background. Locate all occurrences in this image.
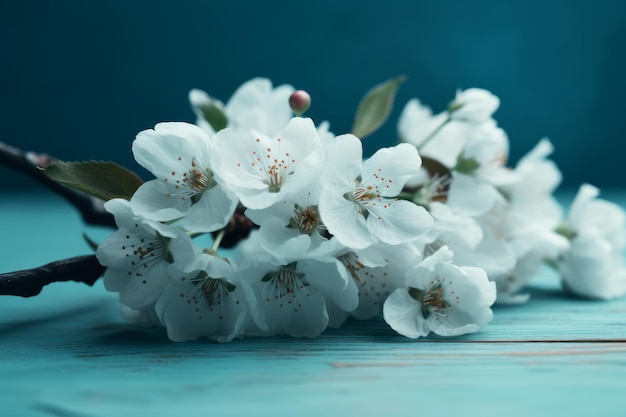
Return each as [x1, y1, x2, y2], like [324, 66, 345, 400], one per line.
[1, 0, 625, 189]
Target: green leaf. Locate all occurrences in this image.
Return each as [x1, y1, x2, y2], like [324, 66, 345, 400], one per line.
[351, 75, 406, 139]
[197, 100, 228, 132]
[43, 160, 144, 201]
[454, 156, 481, 174]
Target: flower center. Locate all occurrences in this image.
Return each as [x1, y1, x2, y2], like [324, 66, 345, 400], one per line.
[132, 233, 172, 263]
[188, 272, 236, 310]
[414, 174, 451, 207]
[289, 204, 321, 234]
[183, 167, 216, 192]
[261, 263, 308, 304]
[267, 164, 287, 193]
[338, 252, 366, 282]
[353, 185, 376, 201]
[408, 280, 452, 319]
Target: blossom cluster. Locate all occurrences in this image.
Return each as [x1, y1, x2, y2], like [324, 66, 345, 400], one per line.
[96, 78, 626, 342]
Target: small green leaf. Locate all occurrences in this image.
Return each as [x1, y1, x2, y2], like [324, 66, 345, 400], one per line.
[197, 100, 228, 132]
[43, 160, 144, 201]
[555, 224, 577, 240]
[454, 156, 481, 174]
[351, 75, 406, 139]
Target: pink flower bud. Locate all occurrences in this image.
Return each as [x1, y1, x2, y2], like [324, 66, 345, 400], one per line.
[289, 90, 311, 116]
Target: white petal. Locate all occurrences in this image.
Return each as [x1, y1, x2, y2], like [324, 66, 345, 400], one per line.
[447, 173, 503, 217]
[426, 265, 496, 337]
[156, 279, 247, 342]
[383, 289, 429, 339]
[282, 289, 329, 338]
[561, 235, 626, 299]
[321, 134, 363, 192]
[299, 258, 358, 312]
[181, 185, 238, 233]
[250, 279, 328, 338]
[366, 200, 433, 245]
[450, 88, 500, 123]
[102, 198, 134, 229]
[130, 180, 190, 221]
[259, 217, 312, 262]
[133, 122, 212, 179]
[361, 143, 422, 196]
[417, 246, 454, 273]
[226, 78, 294, 136]
[319, 189, 375, 249]
[115, 260, 171, 309]
[397, 99, 444, 149]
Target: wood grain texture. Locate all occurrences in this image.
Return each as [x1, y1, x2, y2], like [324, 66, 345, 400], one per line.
[1, 190, 626, 417]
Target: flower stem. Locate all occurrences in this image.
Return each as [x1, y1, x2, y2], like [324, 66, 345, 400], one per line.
[417, 116, 451, 152]
[212, 228, 227, 252]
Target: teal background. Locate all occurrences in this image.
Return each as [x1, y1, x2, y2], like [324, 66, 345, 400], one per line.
[1, 0, 625, 188]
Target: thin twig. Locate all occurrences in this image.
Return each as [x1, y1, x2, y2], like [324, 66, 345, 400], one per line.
[0, 141, 115, 227]
[0, 255, 105, 297]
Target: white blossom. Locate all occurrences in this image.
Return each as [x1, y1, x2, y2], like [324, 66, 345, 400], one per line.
[448, 88, 500, 123]
[319, 134, 433, 249]
[190, 77, 294, 137]
[243, 257, 357, 338]
[383, 247, 496, 338]
[155, 255, 259, 343]
[559, 184, 626, 299]
[245, 187, 340, 263]
[96, 199, 188, 309]
[130, 122, 237, 233]
[211, 117, 324, 210]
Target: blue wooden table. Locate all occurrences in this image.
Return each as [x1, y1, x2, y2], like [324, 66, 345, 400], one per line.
[2, 190, 626, 417]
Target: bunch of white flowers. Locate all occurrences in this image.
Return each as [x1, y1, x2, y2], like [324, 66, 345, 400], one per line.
[95, 77, 626, 342]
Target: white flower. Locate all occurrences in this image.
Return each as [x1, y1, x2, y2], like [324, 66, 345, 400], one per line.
[397, 99, 468, 168]
[190, 77, 294, 137]
[566, 184, 625, 249]
[422, 202, 483, 250]
[446, 172, 505, 218]
[456, 120, 516, 186]
[245, 187, 340, 263]
[96, 199, 188, 309]
[244, 257, 358, 338]
[383, 246, 496, 338]
[155, 251, 259, 343]
[559, 184, 626, 299]
[319, 135, 433, 249]
[212, 117, 324, 209]
[130, 122, 237, 233]
[337, 243, 420, 321]
[496, 139, 569, 300]
[448, 88, 500, 123]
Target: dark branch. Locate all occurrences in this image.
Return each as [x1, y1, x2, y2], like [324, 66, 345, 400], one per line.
[213, 204, 257, 248]
[0, 255, 105, 297]
[0, 141, 115, 227]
